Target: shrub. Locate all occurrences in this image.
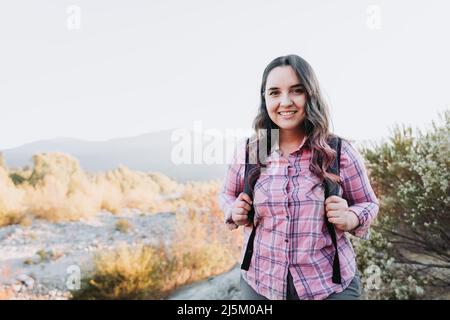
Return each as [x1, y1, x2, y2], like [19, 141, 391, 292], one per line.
[357, 110, 450, 298]
[115, 219, 132, 233]
[0, 167, 25, 226]
[0, 152, 181, 224]
[72, 193, 243, 300]
[72, 243, 172, 300]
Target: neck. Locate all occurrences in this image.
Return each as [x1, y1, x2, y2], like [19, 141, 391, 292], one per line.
[279, 127, 306, 146]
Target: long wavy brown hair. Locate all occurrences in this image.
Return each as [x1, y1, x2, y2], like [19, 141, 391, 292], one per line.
[250, 54, 342, 184]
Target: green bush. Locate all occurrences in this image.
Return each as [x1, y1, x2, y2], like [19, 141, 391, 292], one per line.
[353, 227, 425, 299]
[356, 110, 449, 299]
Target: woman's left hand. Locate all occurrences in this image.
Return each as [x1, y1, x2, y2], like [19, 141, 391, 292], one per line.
[325, 195, 360, 232]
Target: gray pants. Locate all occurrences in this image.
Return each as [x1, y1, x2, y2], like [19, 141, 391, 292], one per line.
[240, 271, 362, 300]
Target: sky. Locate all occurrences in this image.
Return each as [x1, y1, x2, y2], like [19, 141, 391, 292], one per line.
[0, 0, 449, 150]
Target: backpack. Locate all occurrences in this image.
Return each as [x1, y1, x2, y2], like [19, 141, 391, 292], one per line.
[240, 135, 342, 284]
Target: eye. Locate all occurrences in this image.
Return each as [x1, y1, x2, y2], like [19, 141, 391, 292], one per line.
[293, 87, 306, 95]
[269, 91, 279, 96]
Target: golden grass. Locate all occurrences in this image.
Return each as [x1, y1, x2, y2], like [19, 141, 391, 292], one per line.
[0, 167, 25, 226]
[72, 203, 243, 300]
[1, 151, 244, 300]
[0, 152, 182, 225]
[72, 243, 172, 299]
[115, 219, 132, 233]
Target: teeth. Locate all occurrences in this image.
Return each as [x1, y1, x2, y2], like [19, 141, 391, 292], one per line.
[279, 111, 296, 115]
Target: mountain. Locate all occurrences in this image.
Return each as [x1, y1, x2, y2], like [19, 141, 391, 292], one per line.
[1, 130, 235, 183]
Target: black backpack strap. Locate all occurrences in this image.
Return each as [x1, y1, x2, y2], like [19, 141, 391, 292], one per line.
[241, 137, 257, 271]
[241, 226, 256, 270]
[324, 136, 342, 284]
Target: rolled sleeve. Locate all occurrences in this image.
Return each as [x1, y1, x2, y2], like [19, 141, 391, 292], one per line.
[339, 139, 380, 239]
[218, 138, 247, 230]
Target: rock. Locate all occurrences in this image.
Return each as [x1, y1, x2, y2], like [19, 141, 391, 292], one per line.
[16, 274, 35, 289]
[167, 263, 242, 300]
[0, 211, 179, 300]
[12, 284, 23, 293]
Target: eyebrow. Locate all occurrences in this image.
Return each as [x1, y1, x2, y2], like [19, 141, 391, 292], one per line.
[266, 84, 304, 91]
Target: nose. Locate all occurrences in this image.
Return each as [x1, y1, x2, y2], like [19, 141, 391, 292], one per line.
[280, 93, 293, 107]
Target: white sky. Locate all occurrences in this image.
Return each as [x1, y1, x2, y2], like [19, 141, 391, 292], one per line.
[1, 0, 449, 149]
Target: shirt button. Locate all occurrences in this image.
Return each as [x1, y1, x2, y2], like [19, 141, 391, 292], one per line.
[286, 215, 289, 219]
[285, 239, 289, 243]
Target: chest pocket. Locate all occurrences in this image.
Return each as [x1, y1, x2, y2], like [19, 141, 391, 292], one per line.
[297, 171, 322, 202]
[252, 167, 292, 221]
[305, 181, 325, 201]
[302, 172, 343, 202]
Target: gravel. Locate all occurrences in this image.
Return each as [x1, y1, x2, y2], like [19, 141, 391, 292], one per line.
[0, 210, 177, 299]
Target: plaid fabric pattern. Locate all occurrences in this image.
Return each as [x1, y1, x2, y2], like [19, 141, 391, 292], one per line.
[218, 136, 379, 300]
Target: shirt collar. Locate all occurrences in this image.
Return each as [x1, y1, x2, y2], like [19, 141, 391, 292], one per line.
[270, 134, 309, 157]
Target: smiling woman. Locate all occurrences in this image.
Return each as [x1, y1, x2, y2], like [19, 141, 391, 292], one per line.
[264, 67, 308, 137]
[218, 54, 380, 300]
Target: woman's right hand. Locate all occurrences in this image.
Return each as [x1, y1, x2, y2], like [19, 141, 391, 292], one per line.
[231, 192, 253, 226]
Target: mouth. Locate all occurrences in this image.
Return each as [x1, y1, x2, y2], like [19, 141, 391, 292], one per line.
[278, 110, 297, 118]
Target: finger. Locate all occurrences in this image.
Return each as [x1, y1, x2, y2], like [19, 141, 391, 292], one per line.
[236, 201, 251, 211]
[234, 214, 250, 225]
[325, 202, 342, 212]
[326, 209, 345, 218]
[328, 217, 345, 225]
[234, 217, 246, 224]
[325, 195, 342, 204]
[326, 210, 338, 218]
[232, 213, 245, 223]
[233, 208, 248, 216]
[235, 213, 249, 220]
[238, 192, 253, 205]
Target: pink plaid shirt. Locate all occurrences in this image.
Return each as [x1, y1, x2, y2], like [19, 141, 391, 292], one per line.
[218, 135, 379, 300]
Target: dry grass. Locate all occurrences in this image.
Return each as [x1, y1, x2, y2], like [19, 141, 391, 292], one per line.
[0, 167, 25, 226]
[72, 243, 172, 299]
[115, 219, 132, 233]
[23, 249, 64, 265]
[0, 152, 182, 226]
[72, 202, 243, 300]
[1, 151, 244, 300]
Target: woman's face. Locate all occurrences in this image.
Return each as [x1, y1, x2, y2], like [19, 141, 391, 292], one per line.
[264, 66, 307, 132]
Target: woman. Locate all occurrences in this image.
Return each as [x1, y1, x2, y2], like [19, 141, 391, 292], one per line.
[218, 54, 379, 300]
